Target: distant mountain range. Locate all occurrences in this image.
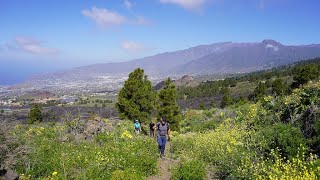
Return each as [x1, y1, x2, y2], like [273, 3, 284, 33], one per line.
[20, 39, 320, 93]
[175, 40, 320, 74]
[33, 39, 320, 79]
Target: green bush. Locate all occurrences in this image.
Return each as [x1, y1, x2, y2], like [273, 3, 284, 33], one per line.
[203, 109, 214, 118]
[255, 123, 306, 159]
[172, 122, 251, 178]
[28, 104, 43, 124]
[235, 149, 320, 179]
[172, 159, 206, 180]
[181, 109, 220, 133]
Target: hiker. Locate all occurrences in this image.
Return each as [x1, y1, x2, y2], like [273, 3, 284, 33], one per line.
[149, 121, 155, 137]
[156, 116, 170, 158]
[134, 119, 141, 134]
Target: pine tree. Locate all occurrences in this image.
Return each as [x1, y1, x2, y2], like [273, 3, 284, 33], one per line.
[253, 81, 267, 99]
[157, 78, 181, 131]
[293, 63, 319, 87]
[220, 90, 232, 108]
[115, 68, 156, 124]
[28, 104, 43, 124]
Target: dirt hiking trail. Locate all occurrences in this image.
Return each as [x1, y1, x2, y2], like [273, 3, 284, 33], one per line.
[148, 142, 178, 180]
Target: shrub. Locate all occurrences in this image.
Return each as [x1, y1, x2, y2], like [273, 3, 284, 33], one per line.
[181, 109, 220, 133]
[28, 104, 43, 124]
[255, 123, 306, 159]
[235, 149, 320, 179]
[272, 78, 288, 95]
[172, 122, 251, 177]
[171, 159, 206, 180]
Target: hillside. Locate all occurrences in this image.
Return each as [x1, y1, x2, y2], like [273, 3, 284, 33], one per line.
[177, 58, 320, 109]
[154, 75, 199, 90]
[1, 74, 320, 179]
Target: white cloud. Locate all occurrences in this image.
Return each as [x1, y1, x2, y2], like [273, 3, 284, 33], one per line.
[124, 0, 132, 9]
[82, 6, 150, 27]
[15, 36, 39, 45]
[121, 41, 145, 53]
[82, 6, 127, 27]
[159, 0, 207, 10]
[15, 36, 58, 55]
[266, 44, 279, 51]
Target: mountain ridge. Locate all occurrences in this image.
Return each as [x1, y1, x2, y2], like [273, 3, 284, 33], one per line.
[24, 39, 320, 92]
[67, 39, 320, 76]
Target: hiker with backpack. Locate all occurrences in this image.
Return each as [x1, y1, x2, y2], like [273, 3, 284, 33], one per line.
[134, 119, 141, 134]
[149, 121, 155, 137]
[156, 116, 170, 158]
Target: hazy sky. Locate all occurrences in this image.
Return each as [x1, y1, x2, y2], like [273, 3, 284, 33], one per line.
[1, 0, 320, 70]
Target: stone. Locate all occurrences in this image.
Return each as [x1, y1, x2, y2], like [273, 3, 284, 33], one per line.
[2, 169, 19, 180]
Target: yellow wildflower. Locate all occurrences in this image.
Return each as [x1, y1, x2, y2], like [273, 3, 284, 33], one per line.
[120, 130, 132, 139]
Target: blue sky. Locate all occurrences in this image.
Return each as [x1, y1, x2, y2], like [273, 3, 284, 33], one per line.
[0, 0, 320, 84]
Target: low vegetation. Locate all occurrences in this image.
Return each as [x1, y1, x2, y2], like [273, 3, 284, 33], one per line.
[12, 121, 158, 179]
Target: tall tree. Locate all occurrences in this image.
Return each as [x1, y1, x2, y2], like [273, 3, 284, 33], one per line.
[28, 104, 43, 124]
[157, 78, 181, 131]
[220, 89, 232, 108]
[115, 68, 156, 124]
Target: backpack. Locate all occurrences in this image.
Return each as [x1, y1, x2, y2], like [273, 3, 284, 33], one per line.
[157, 122, 169, 136]
[134, 122, 140, 129]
